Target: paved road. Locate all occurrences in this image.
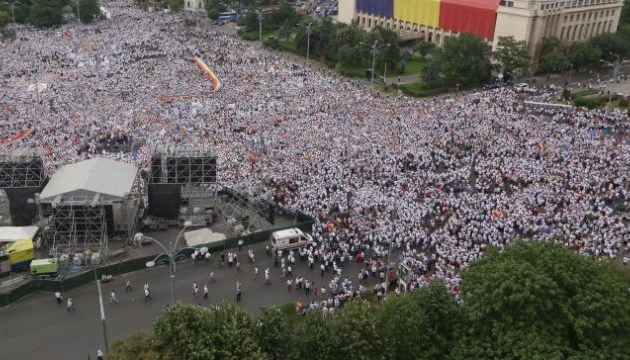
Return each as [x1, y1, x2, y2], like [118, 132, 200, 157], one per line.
[0, 242, 366, 360]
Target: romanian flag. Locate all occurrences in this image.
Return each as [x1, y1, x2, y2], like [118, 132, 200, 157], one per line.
[192, 56, 222, 92]
[0, 128, 33, 144]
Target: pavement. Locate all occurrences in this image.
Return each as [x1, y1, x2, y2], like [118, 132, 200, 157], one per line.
[0, 240, 368, 360]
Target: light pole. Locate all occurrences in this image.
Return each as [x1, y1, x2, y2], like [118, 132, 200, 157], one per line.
[565, 62, 573, 89]
[2, 1, 16, 24]
[257, 11, 262, 43]
[76, 0, 81, 23]
[363, 41, 389, 85]
[305, 23, 313, 67]
[369, 40, 377, 85]
[96, 279, 110, 353]
[144, 221, 193, 303]
[385, 207, 398, 297]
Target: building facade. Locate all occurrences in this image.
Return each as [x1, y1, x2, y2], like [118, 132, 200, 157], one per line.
[339, 0, 623, 58]
[184, 0, 206, 13]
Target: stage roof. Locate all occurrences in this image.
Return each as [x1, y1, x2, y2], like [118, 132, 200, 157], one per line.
[40, 158, 138, 203]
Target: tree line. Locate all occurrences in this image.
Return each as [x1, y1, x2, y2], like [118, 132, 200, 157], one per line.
[107, 242, 630, 360]
[0, 0, 102, 27]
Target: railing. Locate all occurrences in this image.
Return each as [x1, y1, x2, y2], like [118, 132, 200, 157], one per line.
[0, 211, 314, 306]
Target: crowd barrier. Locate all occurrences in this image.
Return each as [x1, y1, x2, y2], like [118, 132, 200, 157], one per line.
[0, 213, 314, 306]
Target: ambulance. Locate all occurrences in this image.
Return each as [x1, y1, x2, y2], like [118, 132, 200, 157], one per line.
[270, 228, 313, 251]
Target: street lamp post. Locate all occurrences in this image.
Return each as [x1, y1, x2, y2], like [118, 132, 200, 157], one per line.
[305, 23, 313, 67]
[606, 53, 621, 113]
[257, 11, 262, 43]
[144, 221, 193, 304]
[364, 41, 389, 85]
[565, 62, 573, 89]
[76, 0, 81, 23]
[385, 207, 398, 297]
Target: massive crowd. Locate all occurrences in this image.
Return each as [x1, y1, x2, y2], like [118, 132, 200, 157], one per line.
[1, 0, 629, 296]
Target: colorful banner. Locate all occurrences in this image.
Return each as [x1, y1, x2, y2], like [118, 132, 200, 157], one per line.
[0, 128, 33, 144]
[192, 56, 223, 92]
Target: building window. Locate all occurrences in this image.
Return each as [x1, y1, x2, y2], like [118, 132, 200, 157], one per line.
[187, 1, 190, 7]
[579, 24, 584, 38]
[608, 21, 612, 32]
[428, 32, 433, 42]
[560, 26, 566, 38]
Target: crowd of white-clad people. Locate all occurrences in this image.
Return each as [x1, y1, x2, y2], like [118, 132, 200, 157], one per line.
[1, 0, 630, 299]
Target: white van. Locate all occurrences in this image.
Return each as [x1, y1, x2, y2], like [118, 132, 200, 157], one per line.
[270, 228, 313, 251]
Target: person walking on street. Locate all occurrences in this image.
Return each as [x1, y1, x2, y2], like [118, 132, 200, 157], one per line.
[55, 291, 62, 304]
[238, 239, 244, 252]
[236, 281, 242, 302]
[144, 288, 152, 302]
[253, 266, 259, 279]
[193, 282, 199, 298]
[264, 268, 271, 285]
[125, 279, 132, 293]
[67, 298, 75, 312]
[97, 349, 104, 360]
[203, 284, 209, 299]
[110, 291, 119, 304]
[236, 261, 241, 273]
[209, 271, 216, 283]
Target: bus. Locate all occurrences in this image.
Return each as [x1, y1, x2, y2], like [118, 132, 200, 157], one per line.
[217, 11, 237, 22]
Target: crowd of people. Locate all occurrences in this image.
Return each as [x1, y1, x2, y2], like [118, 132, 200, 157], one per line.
[1, 0, 629, 300]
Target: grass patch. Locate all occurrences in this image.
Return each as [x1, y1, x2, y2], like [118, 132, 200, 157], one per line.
[388, 56, 427, 78]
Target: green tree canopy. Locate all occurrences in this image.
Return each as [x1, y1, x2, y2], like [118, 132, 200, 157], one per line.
[28, 0, 63, 27]
[330, 300, 382, 360]
[434, 33, 493, 87]
[107, 332, 159, 360]
[453, 242, 630, 359]
[415, 41, 436, 59]
[255, 306, 296, 360]
[0, 10, 10, 27]
[567, 41, 602, 70]
[375, 281, 461, 360]
[74, 0, 101, 24]
[493, 36, 530, 80]
[153, 302, 267, 360]
[588, 32, 630, 61]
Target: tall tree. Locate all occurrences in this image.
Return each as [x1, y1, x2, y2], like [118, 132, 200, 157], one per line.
[330, 300, 382, 360]
[28, 0, 63, 27]
[452, 242, 630, 359]
[256, 306, 297, 360]
[437, 34, 493, 86]
[107, 332, 159, 360]
[415, 41, 436, 59]
[493, 36, 530, 80]
[375, 281, 461, 360]
[292, 311, 337, 359]
[74, 0, 101, 24]
[0, 10, 10, 27]
[567, 42, 602, 70]
[588, 32, 630, 61]
[153, 302, 266, 360]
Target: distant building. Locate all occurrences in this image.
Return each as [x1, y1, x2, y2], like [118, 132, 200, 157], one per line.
[338, 0, 623, 59]
[184, 0, 206, 13]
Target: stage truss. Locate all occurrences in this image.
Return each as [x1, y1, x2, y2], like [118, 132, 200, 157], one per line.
[45, 195, 108, 256]
[219, 185, 274, 237]
[0, 149, 46, 188]
[149, 146, 217, 185]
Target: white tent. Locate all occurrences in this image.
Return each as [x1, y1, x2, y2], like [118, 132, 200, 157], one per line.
[184, 228, 226, 247]
[0, 226, 39, 243]
[39, 158, 138, 203]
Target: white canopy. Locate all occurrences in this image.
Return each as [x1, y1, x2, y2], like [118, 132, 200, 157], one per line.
[184, 228, 226, 247]
[40, 158, 138, 203]
[0, 226, 39, 243]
